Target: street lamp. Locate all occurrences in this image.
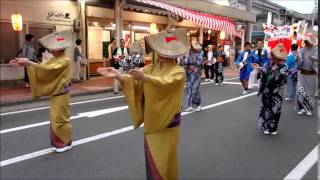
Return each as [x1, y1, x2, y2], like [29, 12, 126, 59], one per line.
[150, 23, 158, 34]
[220, 31, 226, 40]
[11, 12, 23, 31]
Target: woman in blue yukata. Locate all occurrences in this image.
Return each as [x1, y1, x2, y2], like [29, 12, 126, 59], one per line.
[235, 42, 255, 95]
[295, 35, 318, 116]
[183, 41, 204, 112]
[252, 43, 288, 135]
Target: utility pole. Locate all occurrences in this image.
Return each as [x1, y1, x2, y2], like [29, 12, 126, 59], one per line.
[245, 0, 252, 43]
[311, 0, 317, 27]
[115, 0, 124, 47]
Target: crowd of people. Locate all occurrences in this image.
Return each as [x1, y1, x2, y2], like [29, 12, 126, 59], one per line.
[8, 29, 317, 179]
[235, 37, 318, 135]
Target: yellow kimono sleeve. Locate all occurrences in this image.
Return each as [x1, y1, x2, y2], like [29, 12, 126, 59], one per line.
[121, 64, 185, 133]
[121, 75, 144, 129]
[27, 56, 71, 98]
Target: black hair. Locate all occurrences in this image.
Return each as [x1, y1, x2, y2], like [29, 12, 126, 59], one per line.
[244, 42, 251, 46]
[76, 39, 82, 45]
[25, 34, 34, 41]
[111, 38, 115, 42]
[218, 45, 222, 48]
[291, 44, 298, 51]
[256, 40, 263, 44]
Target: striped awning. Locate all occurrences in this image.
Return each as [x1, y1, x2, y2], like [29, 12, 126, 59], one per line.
[135, 0, 242, 37]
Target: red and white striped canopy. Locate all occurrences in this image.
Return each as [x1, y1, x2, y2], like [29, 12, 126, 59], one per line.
[135, 0, 241, 37]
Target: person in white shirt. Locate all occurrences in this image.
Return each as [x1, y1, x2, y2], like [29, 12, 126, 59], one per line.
[73, 39, 83, 82]
[203, 44, 216, 82]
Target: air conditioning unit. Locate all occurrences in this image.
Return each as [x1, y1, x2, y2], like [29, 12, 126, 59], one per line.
[279, 9, 286, 14]
[74, 19, 81, 31]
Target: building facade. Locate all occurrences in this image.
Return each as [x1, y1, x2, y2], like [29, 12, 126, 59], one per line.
[0, 0, 256, 81]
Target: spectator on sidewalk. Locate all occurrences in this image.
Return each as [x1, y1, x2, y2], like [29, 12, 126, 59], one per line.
[215, 45, 226, 86]
[235, 42, 255, 95]
[37, 44, 46, 62]
[130, 42, 145, 68]
[228, 46, 236, 69]
[108, 38, 116, 65]
[73, 39, 83, 83]
[10, 31, 72, 153]
[18, 34, 37, 88]
[183, 40, 204, 112]
[97, 29, 187, 180]
[285, 44, 299, 101]
[112, 39, 130, 94]
[203, 44, 216, 82]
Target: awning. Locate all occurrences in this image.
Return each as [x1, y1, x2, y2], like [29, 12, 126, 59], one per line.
[135, 0, 242, 37]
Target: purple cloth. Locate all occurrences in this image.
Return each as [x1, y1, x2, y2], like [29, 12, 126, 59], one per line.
[167, 113, 181, 128]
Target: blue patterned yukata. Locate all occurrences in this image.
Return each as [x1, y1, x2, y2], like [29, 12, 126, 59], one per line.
[257, 63, 288, 133]
[183, 50, 204, 108]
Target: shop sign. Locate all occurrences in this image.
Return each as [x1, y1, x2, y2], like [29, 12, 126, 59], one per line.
[168, 14, 183, 22]
[221, 39, 231, 45]
[47, 11, 72, 23]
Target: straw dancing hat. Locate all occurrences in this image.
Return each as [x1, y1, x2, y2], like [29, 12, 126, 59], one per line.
[144, 29, 188, 58]
[130, 42, 145, 54]
[191, 40, 202, 51]
[303, 34, 317, 46]
[271, 43, 287, 60]
[39, 31, 71, 51]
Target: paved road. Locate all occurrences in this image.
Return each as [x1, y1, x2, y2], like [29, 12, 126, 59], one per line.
[0, 78, 317, 180]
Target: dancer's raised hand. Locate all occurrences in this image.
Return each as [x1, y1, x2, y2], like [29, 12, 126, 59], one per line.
[9, 58, 30, 66]
[97, 67, 121, 78]
[129, 68, 145, 81]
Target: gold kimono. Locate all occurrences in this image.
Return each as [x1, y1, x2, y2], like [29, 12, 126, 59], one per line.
[121, 61, 185, 180]
[27, 54, 72, 148]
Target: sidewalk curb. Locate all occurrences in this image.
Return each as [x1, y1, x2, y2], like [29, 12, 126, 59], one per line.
[1, 73, 239, 107]
[0, 87, 114, 107]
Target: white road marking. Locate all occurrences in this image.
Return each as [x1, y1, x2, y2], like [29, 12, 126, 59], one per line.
[222, 82, 242, 85]
[0, 96, 124, 116]
[283, 146, 318, 180]
[0, 126, 134, 167]
[0, 78, 240, 116]
[0, 106, 128, 134]
[0, 92, 257, 167]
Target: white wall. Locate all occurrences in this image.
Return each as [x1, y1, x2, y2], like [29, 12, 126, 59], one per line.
[0, 0, 79, 80]
[88, 27, 104, 60]
[0, 0, 79, 25]
[0, 65, 24, 81]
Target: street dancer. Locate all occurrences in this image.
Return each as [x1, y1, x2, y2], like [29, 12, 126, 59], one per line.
[295, 35, 318, 116]
[97, 29, 187, 180]
[183, 40, 204, 112]
[10, 32, 72, 152]
[253, 43, 288, 135]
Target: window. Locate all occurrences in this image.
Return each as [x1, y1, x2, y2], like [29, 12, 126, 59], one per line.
[0, 22, 20, 64]
[28, 26, 54, 57]
[0, 22, 53, 64]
